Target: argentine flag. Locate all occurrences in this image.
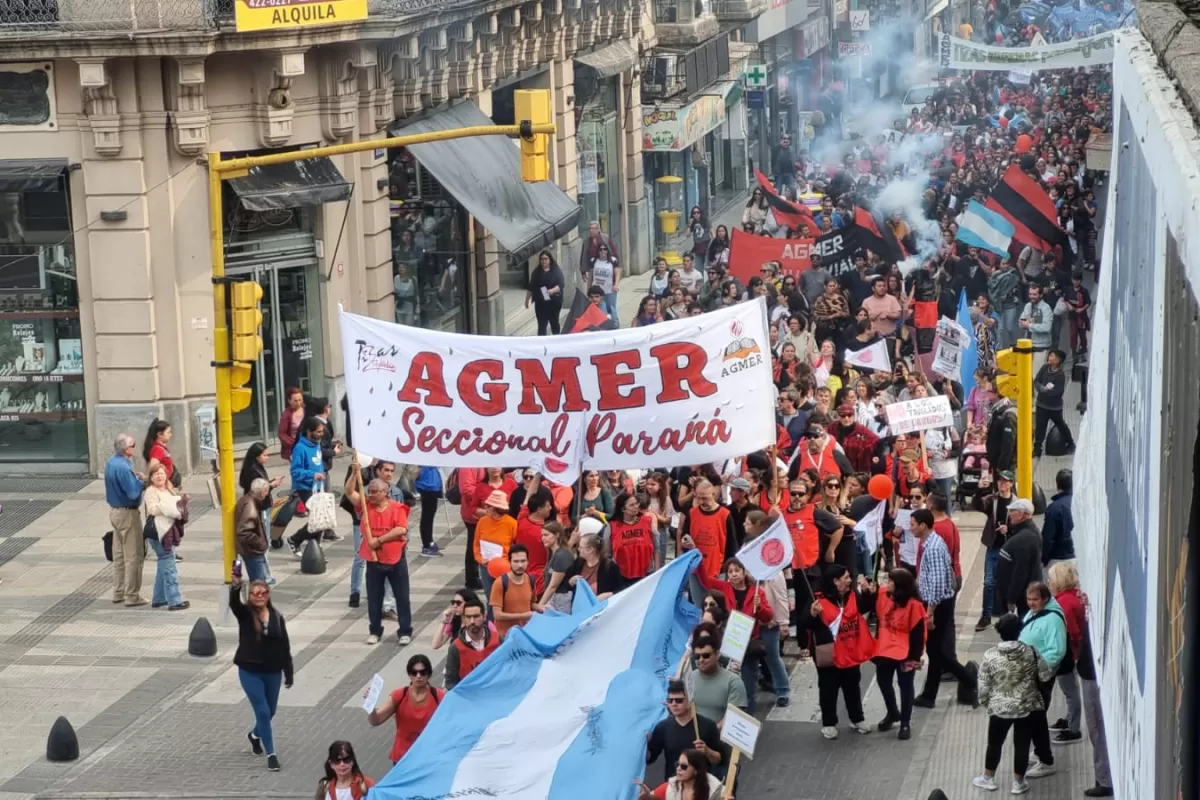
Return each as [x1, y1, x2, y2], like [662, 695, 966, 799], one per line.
[371, 551, 703, 800]
[956, 200, 1015, 257]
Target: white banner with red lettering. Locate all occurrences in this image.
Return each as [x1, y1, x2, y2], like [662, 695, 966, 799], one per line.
[339, 299, 775, 474]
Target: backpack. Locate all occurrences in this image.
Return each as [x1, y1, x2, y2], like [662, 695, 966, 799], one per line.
[397, 686, 441, 709]
[500, 574, 535, 611]
[445, 469, 462, 505]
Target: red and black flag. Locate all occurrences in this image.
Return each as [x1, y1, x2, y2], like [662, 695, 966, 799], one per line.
[984, 164, 1068, 253]
[561, 287, 617, 334]
[851, 207, 907, 264]
[754, 169, 816, 231]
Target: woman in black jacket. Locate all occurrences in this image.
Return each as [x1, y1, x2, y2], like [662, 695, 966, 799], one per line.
[239, 442, 285, 548]
[526, 250, 565, 336]
[231, 580, 294, 772]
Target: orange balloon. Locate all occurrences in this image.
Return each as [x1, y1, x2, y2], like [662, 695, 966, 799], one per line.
[999, 116, 1010, 130]
[1015, 134, 1033, 154]
[868, 474, 895, 501]
[487, 557, 511, 579]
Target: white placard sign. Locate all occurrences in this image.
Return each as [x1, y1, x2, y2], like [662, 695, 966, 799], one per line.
[361, 673, 385, 712]
[720, 705, 763, 758]
[721, 610, 756, 664]
[884, 395, 955, 435]
[849, 9, 869, 30]
[895, 509, 917, 565]
[931, 318, 969, 379]
[339, 300, 774, 471]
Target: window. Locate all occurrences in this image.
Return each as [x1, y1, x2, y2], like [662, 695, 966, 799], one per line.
[0, 63, 56, 130]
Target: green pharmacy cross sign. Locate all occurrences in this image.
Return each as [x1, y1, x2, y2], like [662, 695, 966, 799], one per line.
[745, 65, 768, 88]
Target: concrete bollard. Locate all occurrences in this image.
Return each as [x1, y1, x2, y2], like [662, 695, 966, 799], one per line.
[300, 539, 326, 575]
[188, 616, 218, 657]
[46, 716, 79, 762]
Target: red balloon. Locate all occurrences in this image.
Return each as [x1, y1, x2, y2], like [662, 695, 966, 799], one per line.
[1015, 134, 1033, 154]
[868, 474, 895, 501]
[999, 116, 1010, 130]
[487, 557, 511, 579]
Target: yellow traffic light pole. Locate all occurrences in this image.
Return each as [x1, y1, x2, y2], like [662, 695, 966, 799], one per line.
[994, 338, 1034, 500]
[208, 91, 554, 581]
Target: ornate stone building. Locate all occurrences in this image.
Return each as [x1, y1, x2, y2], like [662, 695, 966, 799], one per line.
[0, 0, 653, 472]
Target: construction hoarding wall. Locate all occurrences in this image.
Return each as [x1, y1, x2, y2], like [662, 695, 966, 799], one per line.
[1078, 30, 1200, 800]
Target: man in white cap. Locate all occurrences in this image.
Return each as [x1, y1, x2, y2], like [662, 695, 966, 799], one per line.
[996, 498, 1043, 618]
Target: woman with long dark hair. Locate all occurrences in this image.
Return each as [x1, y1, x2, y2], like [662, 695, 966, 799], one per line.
[430, 588, 491, 649]
[314, 740, 374, 799]
[143, 419, 178, 487]
[636, 748, 723, 800]
[239, 443, 285, 552]
[805, 564, 876, 740]
[871, 568, 926, 740]
[526, 250, 565, 335]
[230, 579, 293, 771]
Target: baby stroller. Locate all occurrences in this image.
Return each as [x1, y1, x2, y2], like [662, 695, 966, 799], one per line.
[956, 444, 988, 509]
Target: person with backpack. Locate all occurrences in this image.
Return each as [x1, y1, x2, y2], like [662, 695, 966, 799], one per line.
[367, 654, 445, 764]
[1018, 581, 1068, 780]
[489, 544, 536, 639]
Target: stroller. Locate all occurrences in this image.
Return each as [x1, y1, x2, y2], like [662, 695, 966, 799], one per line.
[956, 440, 989, 509]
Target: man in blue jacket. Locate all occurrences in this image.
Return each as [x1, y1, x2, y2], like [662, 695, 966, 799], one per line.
[106, 434, 147, 606]
[286, 417, 331, 557]
[1041, 469, 1075, 569]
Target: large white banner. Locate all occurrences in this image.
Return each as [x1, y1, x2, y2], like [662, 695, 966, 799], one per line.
[937, 31, 1118, 72]
[339, 299, 775, 473]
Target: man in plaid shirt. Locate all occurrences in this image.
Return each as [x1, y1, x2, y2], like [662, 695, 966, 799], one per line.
[911, 509, 979, 708]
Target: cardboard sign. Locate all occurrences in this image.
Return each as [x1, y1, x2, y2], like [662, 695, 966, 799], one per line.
[720, 705, 763, 758]
[720, 610, 756, 664]
[884, 395, 955, 435]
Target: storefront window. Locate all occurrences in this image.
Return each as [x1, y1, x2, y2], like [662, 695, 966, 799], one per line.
[387, 148, 470, 332]
[0, 169, 88, 463]
[576, 73, 622, 257]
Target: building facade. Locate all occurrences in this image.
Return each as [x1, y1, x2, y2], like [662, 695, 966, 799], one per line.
[0, 0, 654, 474]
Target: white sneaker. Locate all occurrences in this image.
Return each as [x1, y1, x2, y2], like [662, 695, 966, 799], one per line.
[1011, 779, 1030, 795]
[851, 722, 871, 734]
[398, 634, 412, 646]
[365, 634, 380, 645]
[972, 775, 998, 791]
[1026, 760, 1057, 778]
[820, 726, 838, 740]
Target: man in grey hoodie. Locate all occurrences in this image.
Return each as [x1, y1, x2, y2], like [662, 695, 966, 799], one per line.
[996, 499, 1043, 619]
[1019, 283, 1054, 374]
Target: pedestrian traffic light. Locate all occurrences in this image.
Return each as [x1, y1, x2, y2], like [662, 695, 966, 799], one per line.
[515, 89, 550, 183]
[230, 281, 264, 363]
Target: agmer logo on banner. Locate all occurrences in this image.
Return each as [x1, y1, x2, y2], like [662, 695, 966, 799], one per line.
[339, 299, 775, 472]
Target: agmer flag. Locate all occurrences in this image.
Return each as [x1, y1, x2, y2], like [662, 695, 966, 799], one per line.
[735, 514, 793, 580]
[340, 300, 775, 471]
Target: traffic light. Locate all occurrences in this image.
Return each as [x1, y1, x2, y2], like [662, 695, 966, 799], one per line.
[994, 338, 1034, 499]
[515, 89, 550, 182]
[230, 281, 264, 363]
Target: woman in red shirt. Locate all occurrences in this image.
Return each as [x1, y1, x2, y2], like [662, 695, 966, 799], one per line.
[367, 654, 445, 764]
[870, 568, 926, 740]
[142, 419, 177, 486]
[276, 387, 304, 461]
[609, 492, 658, 582]
[805, 564, 877, 739]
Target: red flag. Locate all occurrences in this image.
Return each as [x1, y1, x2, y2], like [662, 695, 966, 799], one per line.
[985, 164, 1066, 252]
[569, 302, 612, 334]
[852, 207, 906, 263]
[727, 228, 813, 284]
[754, 169, 817, 231]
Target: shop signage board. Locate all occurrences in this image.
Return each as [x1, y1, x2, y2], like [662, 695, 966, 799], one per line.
[641, 93, 728, 151]
[745, 64, 768, 88]
[838, 42, 873, 57]
[235, 0, 368, 33]
[746, 90, 765, 109]
[799, 18, 831, 58]
[339, 299, 775, 470]
[850, 9, 869, 29]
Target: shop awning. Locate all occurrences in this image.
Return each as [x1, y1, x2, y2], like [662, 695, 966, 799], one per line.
[575, 40, 639, 78]
[702, 80, 738, 101]
[0, 158, 68, 192]
[392, 103, 581, 264]
[228, 156, 353, 212]
[925, 0, 950, 19]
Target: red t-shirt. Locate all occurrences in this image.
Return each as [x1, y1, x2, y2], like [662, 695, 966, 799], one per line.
[471, 478, 518, 514]
[388, 686, 444, 763]
[609, 514, 656, 580]
[932, 517, 962, 578]
[514, 516, 548, 590]
[357, 500, 409, 564]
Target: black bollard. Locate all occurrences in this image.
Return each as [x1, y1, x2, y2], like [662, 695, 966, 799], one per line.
[300, 539, 326, 575]
[46, 716, 79, 762]
[1032, 483, 1047, 515]
[927, 791, 951, 800]
[188, 616, 218, 657]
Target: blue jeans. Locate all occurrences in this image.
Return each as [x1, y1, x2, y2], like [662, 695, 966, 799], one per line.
[366, 558, 412, 637]
[998, 306, 1021, 350]
[856, 533, 873, 578]
[243, 555, 269, 583]
[148, 538, 183, 607]
[604, 292, 620, 327]
[934, 477, 955, 506]
[352, 524, 395, 610]
[740, 627, 790, 713]
[238, 668, 282, 755]
[984, 548, 1000, 617]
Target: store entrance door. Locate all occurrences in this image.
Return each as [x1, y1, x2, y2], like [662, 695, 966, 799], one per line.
[226, 264, 320, 445]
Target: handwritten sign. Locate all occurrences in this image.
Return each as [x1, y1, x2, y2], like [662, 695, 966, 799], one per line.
[720, 610, 756, 664]
[720, 704, 762, 758]
[885, 395, 954, 435]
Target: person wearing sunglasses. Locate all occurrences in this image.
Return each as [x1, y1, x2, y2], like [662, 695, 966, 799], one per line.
[368, 654, 445, 764]
[636, 748, 723, 800]
[229, 579, 293, 772]
[315, 740, 374, 799]
[781, 478, 844, 633]
[645, 680, 724, 787]
[684, 626, 747, 733]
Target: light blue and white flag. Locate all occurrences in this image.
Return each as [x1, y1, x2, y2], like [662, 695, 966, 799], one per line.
[371, 550, 703, 800]
[956, 199, 1015, 256]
